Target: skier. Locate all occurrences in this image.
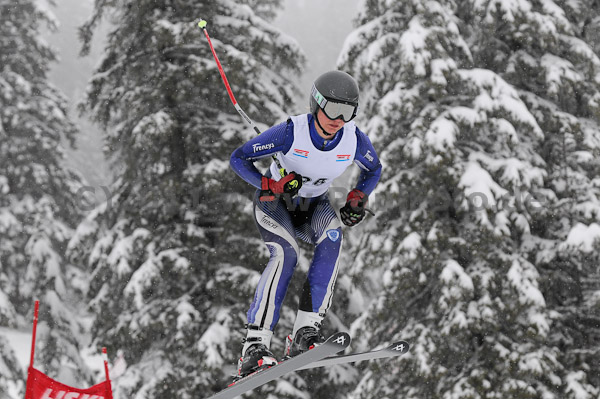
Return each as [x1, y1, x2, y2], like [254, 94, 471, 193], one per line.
[229, 70, 382, 379]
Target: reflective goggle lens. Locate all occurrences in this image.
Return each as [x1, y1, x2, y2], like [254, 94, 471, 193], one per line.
[322, 101, 357, 122]
[312, 86, 358, 122]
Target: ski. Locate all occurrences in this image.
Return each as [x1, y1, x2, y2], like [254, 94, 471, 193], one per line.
[296, 340, 409, 370]
[205, 332, 351, 399]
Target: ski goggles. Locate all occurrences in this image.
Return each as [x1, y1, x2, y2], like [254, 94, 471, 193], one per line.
[312, 86, 358, 122]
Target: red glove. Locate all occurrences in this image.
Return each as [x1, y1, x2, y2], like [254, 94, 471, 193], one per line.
[259, 172, 303, 201]
[340, 189, 368, 226]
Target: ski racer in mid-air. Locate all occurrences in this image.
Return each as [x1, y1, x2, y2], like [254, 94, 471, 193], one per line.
[229, 70, 382, 379]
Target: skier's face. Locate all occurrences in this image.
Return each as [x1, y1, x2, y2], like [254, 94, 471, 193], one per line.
[316, 108, 345, 137]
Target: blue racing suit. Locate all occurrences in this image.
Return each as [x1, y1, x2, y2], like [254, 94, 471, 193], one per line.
[230, 113, 381, 330]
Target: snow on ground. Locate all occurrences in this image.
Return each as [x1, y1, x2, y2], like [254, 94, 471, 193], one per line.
[0, 327, 32, 372]
[0, 328, 29, 399]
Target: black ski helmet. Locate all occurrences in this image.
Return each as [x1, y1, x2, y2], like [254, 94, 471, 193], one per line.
[310, 70, 359, 120]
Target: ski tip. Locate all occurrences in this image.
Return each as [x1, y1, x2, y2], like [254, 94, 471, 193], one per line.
[326, 332, 352, 349]
[387, 340, 410, 354]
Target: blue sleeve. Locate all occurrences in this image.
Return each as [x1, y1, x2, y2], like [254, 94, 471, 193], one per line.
[353, 128, 382, 196]
[230, 119, 294, 189]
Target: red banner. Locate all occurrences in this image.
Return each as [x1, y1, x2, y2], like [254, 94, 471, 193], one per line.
[25, 366, 113, 399]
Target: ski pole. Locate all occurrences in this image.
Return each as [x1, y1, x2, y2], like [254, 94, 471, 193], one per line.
[198, 21, 373, 219]
[198, 19, 288, 179]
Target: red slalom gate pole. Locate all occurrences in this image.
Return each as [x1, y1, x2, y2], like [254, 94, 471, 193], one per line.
[102, 347, 114, 399]
[29, 300, 39, 369]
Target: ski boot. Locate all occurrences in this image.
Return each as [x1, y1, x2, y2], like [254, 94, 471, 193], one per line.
[236, 343, 278, 380]
[285, 326, 326, 358]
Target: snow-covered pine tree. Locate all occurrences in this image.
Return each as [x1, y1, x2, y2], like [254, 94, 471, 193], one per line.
[337, 1, 600, 398]
[494, 1, 600, 395]
[69, 1, 311, 397]
[0, 0, 93, 395]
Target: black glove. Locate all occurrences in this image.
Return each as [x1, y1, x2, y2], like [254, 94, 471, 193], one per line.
[340, 189, 368, 226]
[259, 172, 303, 201]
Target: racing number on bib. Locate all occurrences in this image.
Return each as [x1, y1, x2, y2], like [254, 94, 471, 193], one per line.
[302, 176, 329, 186]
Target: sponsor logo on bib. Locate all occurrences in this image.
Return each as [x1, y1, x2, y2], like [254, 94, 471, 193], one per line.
[293, 149, 309, 158]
